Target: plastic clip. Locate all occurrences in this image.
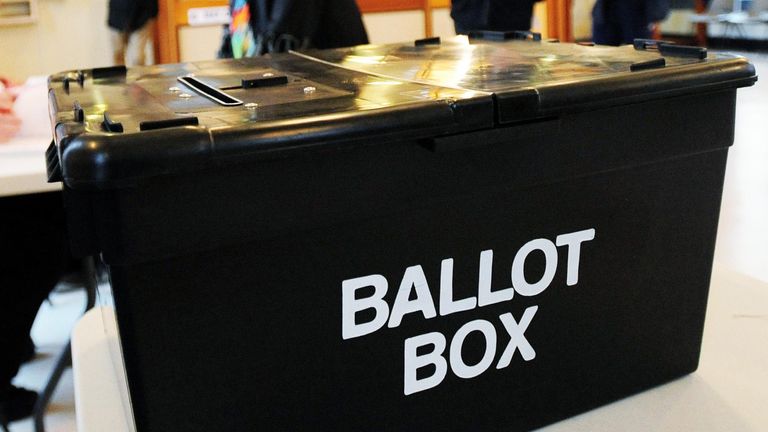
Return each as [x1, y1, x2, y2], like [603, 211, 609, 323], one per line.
[633, 38, 675, 50]
[241, 75, 289, 88]
[73, 101, 84, 122]
[415, 37, 441, 46]
[102, 112, 124, 133]
[91, 65, 127, 80]
[45, 141, 62, 183]
[658, 44, 708, 59]
[630, 58, 666, 72]
[139, 116, 199, 131]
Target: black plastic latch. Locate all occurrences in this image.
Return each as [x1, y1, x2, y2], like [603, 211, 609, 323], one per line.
[77, 71, 85, 86]
[91, 65, 127, 79]
[415, 36, 441, 46]
[73, 101, 84, 122]
[658, 44, 708, 59]
[633, 38, 675, 50]
[241, 75, 289, 88]
[102, 112, 124, 132]
[62, 78, 71, 94]
[630, 57, 666, 72]
[46, 141, 62, 183]
[139, 116, 199, 131]
[468, 30, 541, 41]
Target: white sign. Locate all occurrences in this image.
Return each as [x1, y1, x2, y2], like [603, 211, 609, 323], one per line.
[187, 7, 230, 26]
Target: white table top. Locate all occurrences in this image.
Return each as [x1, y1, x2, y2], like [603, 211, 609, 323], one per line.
[0, 76, 60, 198]
[71, 263, 768, 432]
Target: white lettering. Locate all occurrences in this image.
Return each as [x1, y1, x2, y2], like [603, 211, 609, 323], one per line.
[496, 306, 538, 368]
[512, 239, 558, 297]
[556, 228, 596, 286]
[450, 320, 497, 379]
[439, 258, 477, 316]
[341, 275, 389, 340]
[478, 250, 515, 307]
[388, 265, 437, 328]
[404, 332, 447, 395]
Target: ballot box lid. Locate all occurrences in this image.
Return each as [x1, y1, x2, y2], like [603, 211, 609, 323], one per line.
[47, 36, 755, 190]
[48, 51, 494, 190]
[301, 35, 757, 124]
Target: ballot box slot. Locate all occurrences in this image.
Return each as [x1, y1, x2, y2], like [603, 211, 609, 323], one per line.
[178, 75, 243, 106]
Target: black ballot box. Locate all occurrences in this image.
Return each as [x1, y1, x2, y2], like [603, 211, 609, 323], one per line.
[47, 36, 756, 432]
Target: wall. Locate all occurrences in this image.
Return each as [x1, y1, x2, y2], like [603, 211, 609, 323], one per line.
[363, 10, 426, 44]
[0, 0, 112, 82]
[572, 0, 596, 40]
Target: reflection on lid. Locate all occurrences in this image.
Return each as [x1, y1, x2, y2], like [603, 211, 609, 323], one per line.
[309, 36, 720, 93]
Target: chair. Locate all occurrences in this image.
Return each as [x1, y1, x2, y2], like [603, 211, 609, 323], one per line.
[690, 0, 754, 42]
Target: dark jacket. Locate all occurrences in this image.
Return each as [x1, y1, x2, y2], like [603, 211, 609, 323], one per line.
[450, 0, 542, 34]
[222, 0, 368, 57]
[108, 0, 158, 32]
[592, 0, 671, 28]
[592, 0, 670, 45]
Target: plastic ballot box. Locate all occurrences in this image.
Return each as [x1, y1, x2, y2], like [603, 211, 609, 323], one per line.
[46, 35, 756, 432]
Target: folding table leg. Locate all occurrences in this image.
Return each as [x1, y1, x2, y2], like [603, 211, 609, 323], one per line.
[32, 256, 98, 432]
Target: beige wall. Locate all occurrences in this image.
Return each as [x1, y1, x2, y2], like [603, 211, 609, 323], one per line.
[572, 0, 596, 40]
[0, 0, 112, 82]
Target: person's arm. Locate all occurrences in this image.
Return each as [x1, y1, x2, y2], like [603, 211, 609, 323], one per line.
[0, 79, 22, 143]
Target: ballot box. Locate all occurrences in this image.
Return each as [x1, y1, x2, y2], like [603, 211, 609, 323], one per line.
[46, 35, 756, 432]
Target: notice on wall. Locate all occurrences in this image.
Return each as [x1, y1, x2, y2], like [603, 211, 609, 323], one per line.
[187, 7, 230, 26]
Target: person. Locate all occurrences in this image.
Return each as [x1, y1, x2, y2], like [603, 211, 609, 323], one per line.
[0, 79, 69, 428]
[592, 0, 671, 46]
[107, 0, 158, 65]
[450, 0, 543, 34]
[220, 0, 368, 58]
[0, 80, 20, 143]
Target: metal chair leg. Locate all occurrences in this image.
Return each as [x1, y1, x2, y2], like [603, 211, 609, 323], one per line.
[32, 256, 99, 432]
[32, 342, 72, 432]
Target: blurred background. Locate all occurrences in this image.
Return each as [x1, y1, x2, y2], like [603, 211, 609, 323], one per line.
[1, 0, 768, 81]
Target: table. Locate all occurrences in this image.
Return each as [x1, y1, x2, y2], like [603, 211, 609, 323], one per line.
[0, 76, 59, 198]
[71, 263, 768, 432]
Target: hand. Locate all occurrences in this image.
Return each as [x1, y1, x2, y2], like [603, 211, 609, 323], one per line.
[0, 92, 21, 143]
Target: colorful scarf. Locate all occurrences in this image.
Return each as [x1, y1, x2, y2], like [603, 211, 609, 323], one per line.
[229, 0, 257, 58]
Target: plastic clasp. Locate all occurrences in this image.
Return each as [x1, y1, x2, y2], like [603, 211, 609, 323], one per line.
[415, 37, 441, 46]
[241, 75, 289, 88]
[102, 112, 124, 133]
[46, 141, 62, 183]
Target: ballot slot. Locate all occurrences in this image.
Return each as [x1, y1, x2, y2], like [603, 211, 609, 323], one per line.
[177, 75, 243, 106]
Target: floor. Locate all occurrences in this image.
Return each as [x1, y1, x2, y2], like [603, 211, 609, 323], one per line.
[6, 52, 767, 432]
[714, 52, 768, 282]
